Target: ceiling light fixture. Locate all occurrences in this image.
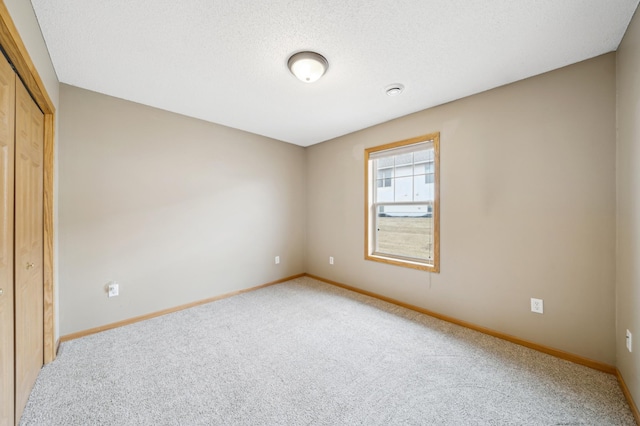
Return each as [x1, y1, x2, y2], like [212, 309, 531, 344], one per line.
[386, 84, 405, 96]
[287, 51, 328, 83]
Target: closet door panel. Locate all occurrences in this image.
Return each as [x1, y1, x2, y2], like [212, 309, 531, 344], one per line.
[0, 53, 15, 426]
[14, 79, 43, 423]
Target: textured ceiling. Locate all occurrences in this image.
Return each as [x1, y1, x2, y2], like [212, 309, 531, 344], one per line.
[31, 0, 639, 146]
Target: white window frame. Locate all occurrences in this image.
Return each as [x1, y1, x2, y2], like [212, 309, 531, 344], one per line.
[364, 133, 440, 272]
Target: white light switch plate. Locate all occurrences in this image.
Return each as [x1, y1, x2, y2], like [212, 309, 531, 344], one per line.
[108, 282, 119, 298]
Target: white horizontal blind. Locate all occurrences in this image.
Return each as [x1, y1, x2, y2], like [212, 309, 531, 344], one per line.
[368, 139, 433, 160]
[372, 141, 435, 204]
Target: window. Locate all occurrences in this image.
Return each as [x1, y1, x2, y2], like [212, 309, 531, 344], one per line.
[365, 133, 440, 272]
[377, 168, 392, 187]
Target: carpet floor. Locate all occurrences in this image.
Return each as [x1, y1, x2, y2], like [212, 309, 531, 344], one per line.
[20, 276, 636, 425]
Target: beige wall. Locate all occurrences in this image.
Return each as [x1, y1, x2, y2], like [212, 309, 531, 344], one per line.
[616, 6, 640, 409]
[4, 1, 59, 106]
[58, 84, 306, 335]
[307, 54, 617, 364]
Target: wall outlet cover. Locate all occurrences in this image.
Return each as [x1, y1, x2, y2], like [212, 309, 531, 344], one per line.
[530, 298, 543, 314]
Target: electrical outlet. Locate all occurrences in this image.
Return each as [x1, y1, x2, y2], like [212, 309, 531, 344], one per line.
[329, 256, 334, 265]
[627, 330, 633, 352]
[530, 298, 543, 314]
[275, 256, 280, 265]
[107, 282, 119, 298]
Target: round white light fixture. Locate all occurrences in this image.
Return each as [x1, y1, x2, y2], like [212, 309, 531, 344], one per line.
[385, 84, 405, 96]
[288, 51, 328, 83]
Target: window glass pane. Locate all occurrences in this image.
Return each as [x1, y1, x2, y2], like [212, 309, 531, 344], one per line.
[377, 168, 392, 185]
[394, 176, 413, 202]
[376, 182, 394, 202]
[424, 161, 434, 173]
[414, 176, 431, 201]
[395, 164, 413, 177]
[376, 205, 434, 261]
[375, 162, 393, 201]
[395, 153, 413, 177]
[421, 177, 435, 200]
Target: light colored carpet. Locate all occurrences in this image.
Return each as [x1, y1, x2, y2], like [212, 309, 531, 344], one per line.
[20, 276, 636, 425]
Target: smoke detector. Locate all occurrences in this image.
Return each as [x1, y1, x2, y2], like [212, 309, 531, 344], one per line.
[385, 84, 405, 96]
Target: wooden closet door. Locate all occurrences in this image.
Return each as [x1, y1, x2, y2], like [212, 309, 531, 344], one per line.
[14, 78, 44, 423]
[0, 53, 15, 426]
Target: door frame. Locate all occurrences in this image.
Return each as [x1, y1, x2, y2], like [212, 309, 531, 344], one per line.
[0, 1, 56, 363]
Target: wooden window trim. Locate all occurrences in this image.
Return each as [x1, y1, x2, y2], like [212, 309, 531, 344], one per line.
[364, 132, 440, 273]
[0, 2, 57, 363]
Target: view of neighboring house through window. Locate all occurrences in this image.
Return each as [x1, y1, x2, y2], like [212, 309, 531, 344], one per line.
[365, 133, 440, 272]
[377, 167, 392, 187]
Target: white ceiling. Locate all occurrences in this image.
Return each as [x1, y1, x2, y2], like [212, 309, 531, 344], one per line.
[31, 0, 639, 147]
